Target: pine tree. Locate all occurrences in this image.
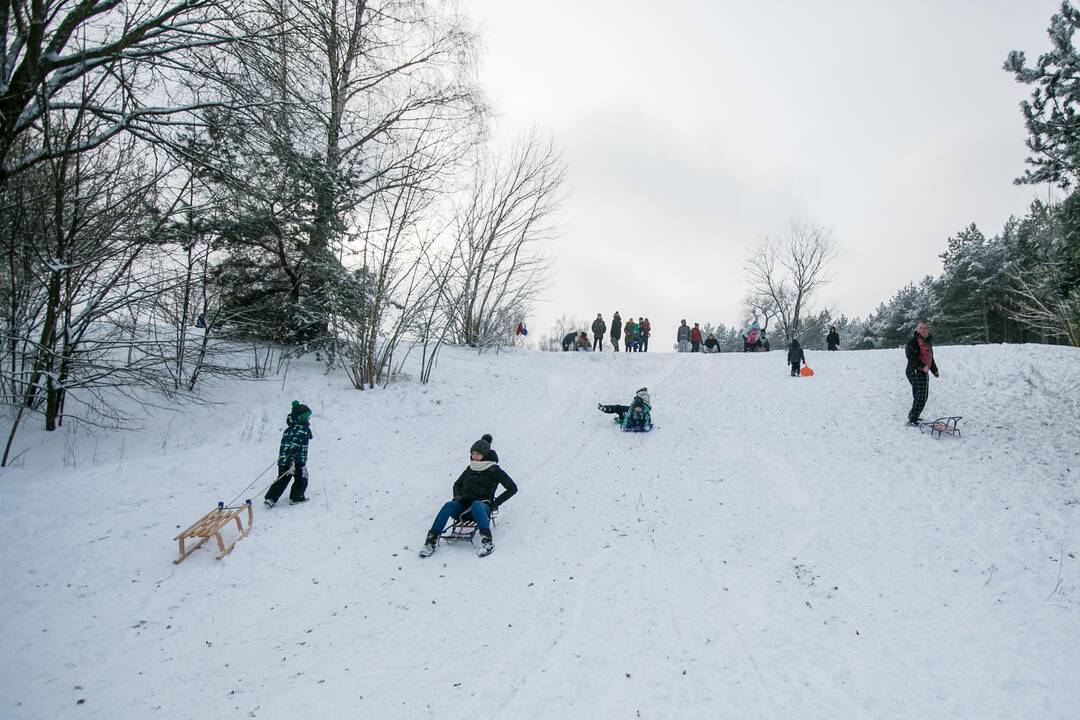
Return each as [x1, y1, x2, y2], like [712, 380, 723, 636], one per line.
[1005, 2, 1080, 189]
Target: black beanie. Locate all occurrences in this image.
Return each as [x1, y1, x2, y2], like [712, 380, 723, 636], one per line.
[470, 433, 493, 456]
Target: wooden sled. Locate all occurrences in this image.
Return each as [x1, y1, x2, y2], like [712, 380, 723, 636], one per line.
[174, 500, 253, 563]
[441, 506, 499, 543]
[919, 416, 962, 439]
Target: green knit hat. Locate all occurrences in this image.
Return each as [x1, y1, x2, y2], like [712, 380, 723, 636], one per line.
[291, 400, 312, 422]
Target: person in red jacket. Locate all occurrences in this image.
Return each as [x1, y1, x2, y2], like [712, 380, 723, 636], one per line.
[690, 323, 703, 352]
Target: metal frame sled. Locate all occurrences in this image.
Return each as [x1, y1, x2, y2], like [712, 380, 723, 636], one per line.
[622, 422, 654, 433]
[919, 416, 962, 439]
[441, 506, 499, 543]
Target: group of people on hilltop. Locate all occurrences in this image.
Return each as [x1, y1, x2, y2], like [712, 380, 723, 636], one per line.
[563, 312, 653, 352]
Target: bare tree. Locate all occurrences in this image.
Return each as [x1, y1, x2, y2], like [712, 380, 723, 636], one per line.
[0, 0, 240, 191]
[744, 219, 837, 343]
[449, 133, 565, 349]
[1009, 266, 1080, 346]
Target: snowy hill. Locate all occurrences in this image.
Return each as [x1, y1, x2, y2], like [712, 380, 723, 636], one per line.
[2, 344, 1079, 719]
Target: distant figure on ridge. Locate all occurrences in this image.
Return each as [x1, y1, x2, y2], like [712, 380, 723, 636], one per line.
[676, 320, 691, 352]
[704, 333, 721, 353]
[640, 317, 651, 352]
[787, 339, 806, 377]
[625, 317, 639, 352]
[592, 313, 607, 352]
[743, 321, 762, 352]
[575, 331, 592, 351]
[610, 311, 623, 352]
[561, 331, 577, 351]
[827, 325, 840, 351]
[690, 323, 703, 352]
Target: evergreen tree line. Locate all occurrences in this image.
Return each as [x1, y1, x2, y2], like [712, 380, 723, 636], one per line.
[846, 198, 1080, 350]
[842, 2, 1080, 351]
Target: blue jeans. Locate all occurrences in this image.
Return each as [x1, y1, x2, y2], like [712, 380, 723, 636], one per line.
[430, 500, 490, 534]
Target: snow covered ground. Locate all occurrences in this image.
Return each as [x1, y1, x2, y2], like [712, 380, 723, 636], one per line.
[2, 343, 1079, 719]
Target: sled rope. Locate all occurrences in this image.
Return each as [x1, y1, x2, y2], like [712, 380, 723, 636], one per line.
[224, 459, 284, 508]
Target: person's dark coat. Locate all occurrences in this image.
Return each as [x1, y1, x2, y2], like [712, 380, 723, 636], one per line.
[562, 332, 576, 351]
[278, 413, 313, 465]
[826, 329, 840, 351]
[904, 333, 939, 375]
[787, 341, 806, 365]
[610, 314, 622, 339]
[592, 317, 607, 335]
[452, 450, 518, 509]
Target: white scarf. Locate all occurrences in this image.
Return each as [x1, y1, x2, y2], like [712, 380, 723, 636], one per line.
[470, 460, 496, 472]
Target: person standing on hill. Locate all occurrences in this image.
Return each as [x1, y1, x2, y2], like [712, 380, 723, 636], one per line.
[592, 313, 607, 352]
[418, 434, 517, 558]
[625, 317, 638, 352]
[610, 312, 623, 352]
[676, 320, 691, 352]
[827, 326, 840, 351]
[265, 401, 313, 507]
[904, 321, 939, 426]
[640, 317, 651, 352]
[690, 323, 703, 352]
[632, 318, 644, 352]
[787, 339, 806, 376]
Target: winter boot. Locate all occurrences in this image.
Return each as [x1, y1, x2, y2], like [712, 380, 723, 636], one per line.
[477, 530, 494, 558]
[264, 498, 276, 508]
[289, 496, 309, 505]
[419, 531, 439, 558]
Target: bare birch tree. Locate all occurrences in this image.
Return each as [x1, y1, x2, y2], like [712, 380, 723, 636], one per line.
[449, 133, 565, 348]
[745, 219, 837, 344]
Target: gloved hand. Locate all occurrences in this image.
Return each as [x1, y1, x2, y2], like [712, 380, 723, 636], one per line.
[931, 368, 940, 378]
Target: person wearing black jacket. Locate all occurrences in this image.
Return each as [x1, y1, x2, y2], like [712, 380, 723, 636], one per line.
[787, 339, 806, 376]
[904, 321, 940, 425]
[592, 313, 607, 351]
[419, 434, 518, 558]
[561, 331, 576, 351]
[826, 326, 840, 351]
[610, 312, 622, 352]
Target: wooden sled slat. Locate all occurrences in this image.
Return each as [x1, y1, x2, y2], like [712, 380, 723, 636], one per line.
[174, 500, 254, 564]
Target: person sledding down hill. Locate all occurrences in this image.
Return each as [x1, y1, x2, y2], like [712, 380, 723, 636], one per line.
[597, 387, 654, 432]
[418, 434, 518, 558]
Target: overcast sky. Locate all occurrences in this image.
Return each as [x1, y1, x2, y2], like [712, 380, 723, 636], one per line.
[458, 0, 1060, 348]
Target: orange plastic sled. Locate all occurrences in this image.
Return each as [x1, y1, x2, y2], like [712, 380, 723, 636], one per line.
[800, 366, 815, 377]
